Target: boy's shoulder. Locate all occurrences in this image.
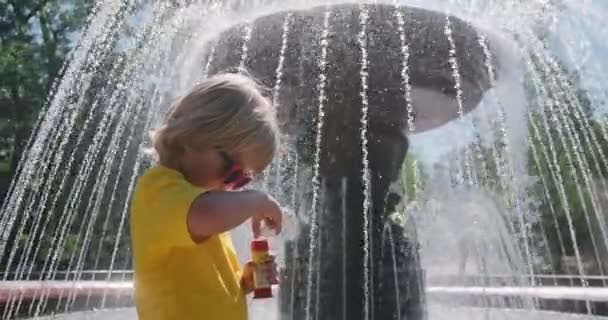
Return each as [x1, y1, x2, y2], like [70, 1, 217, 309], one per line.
[131, 165, 204, 221]
[137, 165, 205, 195]
[134, 165, 188, 198]
[139, 165, 186, 186]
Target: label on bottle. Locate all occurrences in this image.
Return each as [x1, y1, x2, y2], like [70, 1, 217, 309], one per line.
[253, 265, 271, 289]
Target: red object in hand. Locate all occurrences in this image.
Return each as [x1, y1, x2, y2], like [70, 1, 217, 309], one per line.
[218, 149, 252, 190]
[251, 238, 276, 299]
[223, 163, 252, 189]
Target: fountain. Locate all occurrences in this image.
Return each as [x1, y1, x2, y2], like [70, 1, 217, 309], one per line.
[204, 4, 497, 319]
[0, 0, 608, 320]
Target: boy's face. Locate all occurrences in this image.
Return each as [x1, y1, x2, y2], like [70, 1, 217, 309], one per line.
[180, 147, 251, 191]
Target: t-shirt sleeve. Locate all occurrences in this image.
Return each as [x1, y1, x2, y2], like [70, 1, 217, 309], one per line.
[146, 179, 205, 248]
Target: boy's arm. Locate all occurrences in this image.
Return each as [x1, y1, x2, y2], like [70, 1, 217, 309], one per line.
[187, 190, 281, 243]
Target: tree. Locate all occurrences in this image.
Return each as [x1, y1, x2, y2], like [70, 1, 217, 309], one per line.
[0, 0, 94, 202]
[526, 54, 608, 274]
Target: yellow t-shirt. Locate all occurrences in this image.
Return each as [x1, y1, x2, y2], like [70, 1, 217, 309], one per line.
[130, 165, 247, 320]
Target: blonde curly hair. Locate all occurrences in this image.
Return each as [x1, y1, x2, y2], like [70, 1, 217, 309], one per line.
[151, 73, 280, 173]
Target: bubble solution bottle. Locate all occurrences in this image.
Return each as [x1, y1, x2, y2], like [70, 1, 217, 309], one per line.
[251, 238, 276, 299]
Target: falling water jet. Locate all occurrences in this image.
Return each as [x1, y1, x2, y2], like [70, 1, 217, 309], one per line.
[393, 0, 424, 216]
[239, 24, 253, 71]
[529, 41, 608, 279]
[64, 105, 141, 311]
[263, 11, 292, 195]
[531, 97, 595, 306]
[394, 2, 415, 134]
[0, 52, 66, 231]
[560, 18, 608, 181]
[356, 5, 372, 319]
[286, 152, 301, 319]
[273, 12, 292, 108]
[444, 14, 472, 187]
[37, 111, 125, 314]
[448, 30, 525, 291]
[9, 71, 132, 317]
[340, 178, 347, 320]
[478, 35, 506, 188]
[304, 7, 331, 320]
[10, 150, 83, 316]
[0, 161, 54, 319]
[96, 12, 198, 309]
[204, 4, 497, 319]
[0, 0, 134, 254]
[28, 41, 158, 316]
[559, 113, 608, 283]
[30, 56, 147, 315]
[202, 41, 217, 79]
[525, 54, 592, 313]
[528, 136, 569, 285]
[11, 9, 146, 302]
[99, 108, 154, 310]
[527, 93, 581, 274]
[6, 140, 60, 284]
[0, 0, 128, 246]
[535, 45, 608, 275]
[84, 94, 159, 305]
[559, 30, 608, 179]
[96, 65, 172, 310]
[477, 33, 536, 294]
[37, 16, 173, 312]
[265, 10, 292, 198]
[0, 2, 512, 319]
[2, 91, 107, 284]
[380, 220, 401, 320]
[314, 197, 324, 320]
[68, 87, 142, 268]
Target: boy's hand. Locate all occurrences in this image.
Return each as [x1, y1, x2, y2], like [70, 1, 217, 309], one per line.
[240, 256, 279, 294]
[251, 192, 283, 237]
[240, 262, 256, 294]
[263, 256, 279, 285]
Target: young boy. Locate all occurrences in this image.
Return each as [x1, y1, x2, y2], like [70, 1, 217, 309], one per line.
[130, 73, 283, 320]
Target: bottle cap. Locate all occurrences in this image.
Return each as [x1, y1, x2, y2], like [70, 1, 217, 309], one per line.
[251, 238, 269, 252]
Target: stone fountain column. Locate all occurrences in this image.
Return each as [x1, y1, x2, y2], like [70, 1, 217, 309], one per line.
[206, 3, 498, 319]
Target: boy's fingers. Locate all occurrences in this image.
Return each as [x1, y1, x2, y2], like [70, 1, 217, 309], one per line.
[242, 262, 255, 276]
[272, 216, 283, 234]
[266, 218, 279, 229]
[251, 218, 261, 238]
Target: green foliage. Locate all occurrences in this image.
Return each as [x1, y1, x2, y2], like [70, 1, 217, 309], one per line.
[0, 0, 94, 180]
[0, 0, 96, 273]
[0, 161, 8, 174]
[525, 56, 608, 272]
[428, 53, 607, 274]
[402, 156, 426, 201]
